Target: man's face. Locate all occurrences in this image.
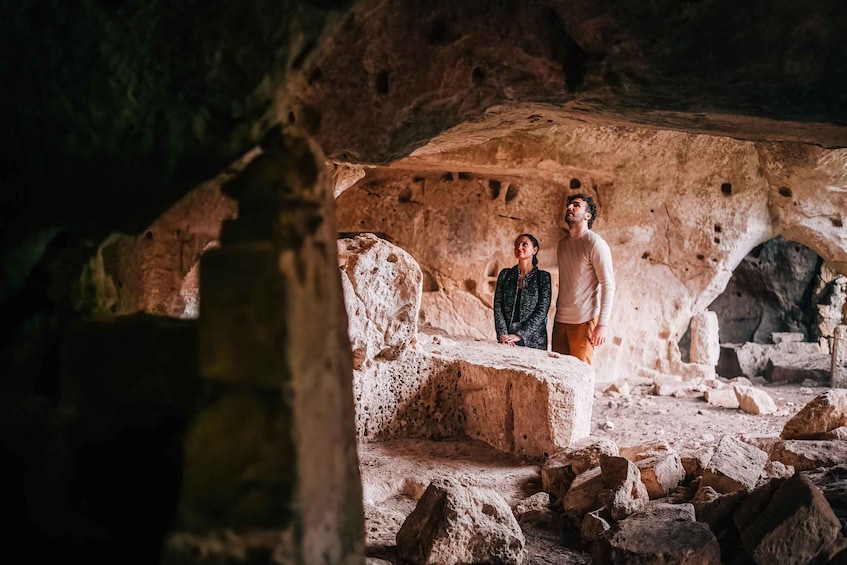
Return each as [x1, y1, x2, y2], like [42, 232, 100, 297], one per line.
[565, 198, 590, 225]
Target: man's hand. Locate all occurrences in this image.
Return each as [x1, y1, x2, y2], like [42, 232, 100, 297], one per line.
[589, 324, 607, 346]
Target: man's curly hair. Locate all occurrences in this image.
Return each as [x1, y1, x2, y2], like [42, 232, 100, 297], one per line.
[567, 193, 597, 229]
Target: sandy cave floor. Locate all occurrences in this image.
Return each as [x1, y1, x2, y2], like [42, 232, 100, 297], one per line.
[360, 379, 825, 564]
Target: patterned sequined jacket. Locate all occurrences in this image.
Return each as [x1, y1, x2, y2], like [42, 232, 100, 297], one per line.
[493, 265, 552, 350]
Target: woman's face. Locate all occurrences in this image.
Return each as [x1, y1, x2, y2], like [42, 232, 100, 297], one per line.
[513, 236, 537, 261]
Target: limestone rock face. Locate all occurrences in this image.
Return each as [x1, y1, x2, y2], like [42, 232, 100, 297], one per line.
[733, 385, 777, 415]
[396, 478, 525, 565]
[542, 436, 620, 499]
[336, 131, 847, 383]
[700, 435, 768, 495]
[710, 236, 829, 345]
[339, 232, 592, 454]
[444, 340, 595, 460]
[88, 182, 237, 318]
[598, 503, 720, 565]
[781, 390, 847, 439]
[719, 340, 829, 381]
[770, 440, 847, 472]
[562, 467, 605, 525]
[599, 455, 649, 520]
[738, 474, 841, 565]
[338, 233, 422, 369]
[689, 311, 720, 365]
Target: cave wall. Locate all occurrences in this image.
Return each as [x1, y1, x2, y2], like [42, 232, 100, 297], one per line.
[4, 0, 847, 561]
[336, 126, 847, 381]
[710, 237, 824, 344]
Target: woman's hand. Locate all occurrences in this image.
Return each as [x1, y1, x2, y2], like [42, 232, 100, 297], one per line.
[499, 333, 520, 346]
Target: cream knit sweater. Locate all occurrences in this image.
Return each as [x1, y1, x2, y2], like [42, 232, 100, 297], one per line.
[554, 229, 616, 326]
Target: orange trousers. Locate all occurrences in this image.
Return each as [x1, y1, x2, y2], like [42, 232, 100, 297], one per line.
[551, 318, 597, 365]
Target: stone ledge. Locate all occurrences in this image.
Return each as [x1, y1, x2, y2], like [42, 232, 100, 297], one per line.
[357, 337, 595, 461]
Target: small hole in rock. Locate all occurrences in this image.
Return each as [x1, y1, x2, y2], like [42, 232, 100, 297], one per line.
[489, 179, 501, 199]
[721, 183, 732, 195]
[505, 184, 519, 202]
[375, 70, 389, 95]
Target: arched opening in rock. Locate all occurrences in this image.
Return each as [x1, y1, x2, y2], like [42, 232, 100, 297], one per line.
[679, 235, 845, 382]
[710, 236, 843, 345]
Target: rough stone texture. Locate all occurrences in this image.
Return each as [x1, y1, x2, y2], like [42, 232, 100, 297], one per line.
[599, 455, 649, 520]
[718, 341, 828, 380]
[598, 504, 720, 565]
[338, 236, 592, 454]
[700, 435, 768, 494]
[770, 440, 847, 472]
[348, 332, 595, 461]
[692, 486, 747, 535]
[734, 385, 778, 415]
[5, 1, 847, 562]
[562, 467, 605, 525]
[512, 492, 553, 526]
[766, 355, 831, 383]
[581, 510, 611, 542]
[627, 502, 697, 523]
[619, 441, 685, 500]
[821, 426, 847, 440]
[338, 234, 422, 370]
[804, 464, 847, 516]
[352, 347, 465, 442]
[449, 342, 594, 460]
[738, 474, 841, 565]
[834, 326, 847, 388]
[395, 478, 525, 565]
[185, 139, 365, 563]
[337, 136, 847, 384]
[689, 311, 720, 366]
[773, 332, 805, 344]
[759, 460, 795, 484]
[781, 390, 847, 439]
[815, 266, 847, 340]
[680, 447, 714, 482]
[704, 387, 739, 409]
[541, 436, 619, 499]
[710, 237, 829, 345]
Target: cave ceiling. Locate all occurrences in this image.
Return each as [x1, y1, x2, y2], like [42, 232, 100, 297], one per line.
[2, 0, 846, 255]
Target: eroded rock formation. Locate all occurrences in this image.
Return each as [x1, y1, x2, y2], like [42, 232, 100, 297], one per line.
[3, 0, 847, 562]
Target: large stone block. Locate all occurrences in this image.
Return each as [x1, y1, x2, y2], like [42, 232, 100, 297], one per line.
[690, 311, 720, 365]
[338, 234, 422, 370]
[443, 341, 594, 460]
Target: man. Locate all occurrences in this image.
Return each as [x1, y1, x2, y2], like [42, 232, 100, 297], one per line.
[552, 193, 615, 364]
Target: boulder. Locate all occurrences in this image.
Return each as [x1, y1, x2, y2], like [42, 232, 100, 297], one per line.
[599, 455, 649, 520]
[699, 435, 768, 494]
[781, 390, 847, 440]
[596, 503, 720, 565]
[396, 478, 525, 565]
[541, 436, 619, 499]
[737, 474, 841, 564]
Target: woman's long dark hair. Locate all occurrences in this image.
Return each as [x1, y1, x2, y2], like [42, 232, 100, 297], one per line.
[517, 233, 540, 267]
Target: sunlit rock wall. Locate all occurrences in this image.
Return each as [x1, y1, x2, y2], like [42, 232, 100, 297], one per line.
[336, 125, 847, 382]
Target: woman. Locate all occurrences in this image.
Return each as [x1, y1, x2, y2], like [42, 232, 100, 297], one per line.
[493, 233, 552, 350]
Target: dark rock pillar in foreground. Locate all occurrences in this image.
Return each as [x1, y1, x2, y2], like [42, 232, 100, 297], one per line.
[163, 131, 364, 564]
